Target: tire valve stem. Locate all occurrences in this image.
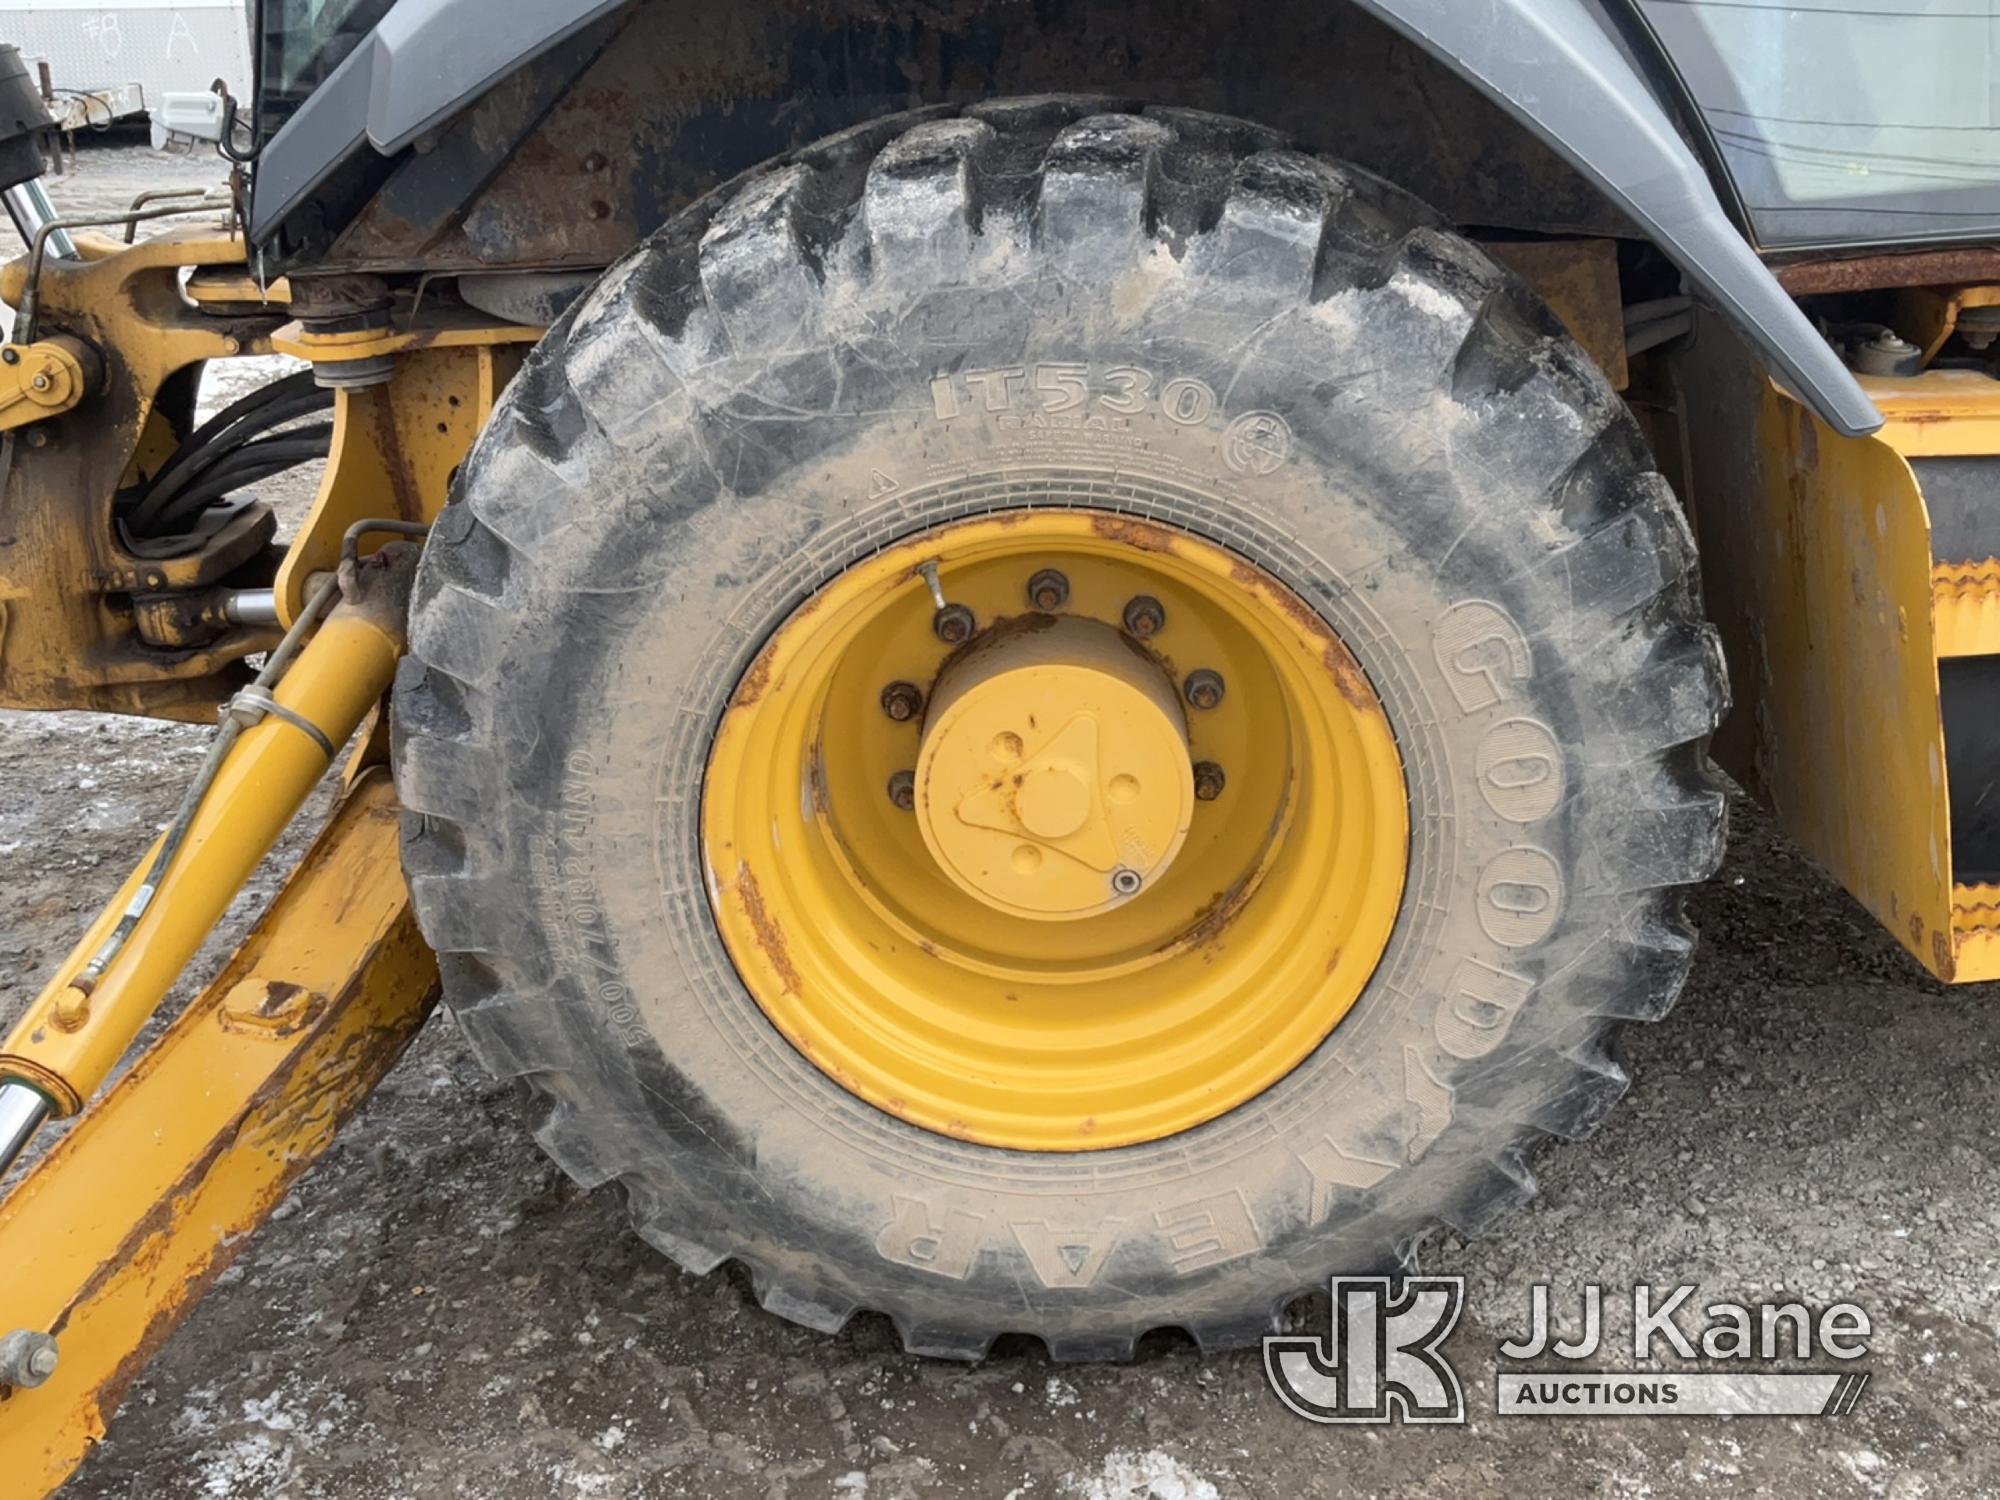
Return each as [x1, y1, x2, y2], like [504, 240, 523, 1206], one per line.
[917, 559, 948, 611]
[918, 560, 975, 643]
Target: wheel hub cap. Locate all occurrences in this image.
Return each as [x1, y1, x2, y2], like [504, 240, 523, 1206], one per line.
[915, 617, 1194, 919]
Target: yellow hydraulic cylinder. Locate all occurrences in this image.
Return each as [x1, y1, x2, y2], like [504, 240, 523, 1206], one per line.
[0, 575, 408, 1116]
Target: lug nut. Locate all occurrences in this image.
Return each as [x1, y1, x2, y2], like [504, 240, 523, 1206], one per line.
[1110, 867, 1143, 896]
[1192, 761, 1226, 801]
[887, 770, 916, 811]
[1027, 568, 1070, 611]
[932, 603, 976, 644]
[880, 681, 924, 722]
[1122, 595, 1165, 638]
[1184, 669, 1225, 710]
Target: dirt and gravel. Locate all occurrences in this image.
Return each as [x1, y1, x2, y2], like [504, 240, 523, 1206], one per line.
[2, 139, 1997, 1500]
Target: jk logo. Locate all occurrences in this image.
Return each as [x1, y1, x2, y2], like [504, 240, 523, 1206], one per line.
[1263, 1276, 1467, 1424]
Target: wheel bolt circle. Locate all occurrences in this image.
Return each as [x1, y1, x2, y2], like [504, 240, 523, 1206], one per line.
[887, 770, 916, 811]
[933, 603, 976, 644]
[1192, 761, 1226, 801]
[880, 681, 924, 722]
[1184, 668, 1225, 710]
[1027, 568, 1070, 611]
[1122, 595, 1165, 638]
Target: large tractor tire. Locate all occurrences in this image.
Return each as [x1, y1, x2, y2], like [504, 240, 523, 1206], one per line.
[393, 99, 1726, 1359]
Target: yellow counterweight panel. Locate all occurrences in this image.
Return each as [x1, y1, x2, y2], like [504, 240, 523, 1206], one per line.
[1740, 392, 1951, 973]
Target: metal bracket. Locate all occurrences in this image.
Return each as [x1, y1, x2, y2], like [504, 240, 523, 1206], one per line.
[224, 683, 337, 758]
[0, 336, 91, 431]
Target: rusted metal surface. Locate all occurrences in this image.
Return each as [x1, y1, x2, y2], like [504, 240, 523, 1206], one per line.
[1955, 883, 2000, 978]
[1484, 238, 1629, 388]
[1774, 246, 2000, 296]
[287, 271, 394, 324]
[299, 0, 1628, 276]
[0, 773, 439, 1498]
[1934, 559, 2000, 658]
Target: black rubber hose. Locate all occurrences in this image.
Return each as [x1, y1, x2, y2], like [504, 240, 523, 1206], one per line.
[139, 425, 333, 534]
[141, 391, 327, 488]
[132, 371, 330, 513]
[162, 369, 325, 461]
[127, 395, 333, 534]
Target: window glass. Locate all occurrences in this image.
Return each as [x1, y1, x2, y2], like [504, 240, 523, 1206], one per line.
[1639, 0, 2000, 249]
[256, 0, 397, 136]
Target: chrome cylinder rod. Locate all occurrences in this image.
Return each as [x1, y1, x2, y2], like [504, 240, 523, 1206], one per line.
[3, 178, 75, 260]
[0, 1081, 51, 1179]
[221, 587, 280, 628]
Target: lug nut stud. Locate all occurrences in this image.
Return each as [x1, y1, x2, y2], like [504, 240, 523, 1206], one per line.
[1027, 568, 1070, 611]
[1192, 761, 1226, 801]
[1122, 595, 1165, 638]
[932, 603, 976, 644]
[887, 770, 916, 811]
[1184, 669, 1225, 710]
[880, 681, 924, 722]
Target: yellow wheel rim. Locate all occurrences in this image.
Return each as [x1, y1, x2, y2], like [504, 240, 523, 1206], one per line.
[701, 510, 1409, 1150]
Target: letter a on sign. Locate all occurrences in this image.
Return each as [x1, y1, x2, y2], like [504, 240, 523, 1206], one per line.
[1263, 1277, 1466, 1424]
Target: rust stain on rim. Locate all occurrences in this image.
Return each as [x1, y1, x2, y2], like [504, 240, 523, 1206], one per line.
[1088, 513, 1180, 553]
[731, 862, 801, 995]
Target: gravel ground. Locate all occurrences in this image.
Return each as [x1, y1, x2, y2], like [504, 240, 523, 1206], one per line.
[2, 138, 1997, 1500]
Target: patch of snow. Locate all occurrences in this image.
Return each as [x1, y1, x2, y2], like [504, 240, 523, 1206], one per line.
[197, 1432, 293, 1497]
[1390, 274, 1464, 322]
[1067, 1450, 1220, 1500]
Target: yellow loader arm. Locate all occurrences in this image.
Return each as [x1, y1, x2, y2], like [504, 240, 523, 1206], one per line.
[0, 212, 525, 1492]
